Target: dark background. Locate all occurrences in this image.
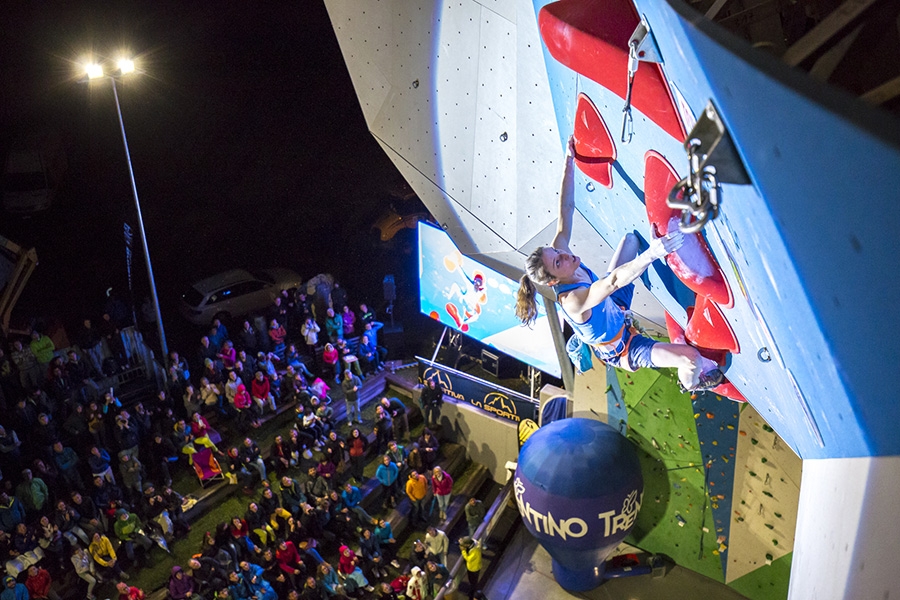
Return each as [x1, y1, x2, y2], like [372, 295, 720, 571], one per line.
[0, 2, 426, 353]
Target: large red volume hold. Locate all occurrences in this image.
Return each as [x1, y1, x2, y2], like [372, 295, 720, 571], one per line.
[573, 93, 616, 188]
[644, 150, 733, 307]
[539, 0, 687, 141]
[665, 310, 745, 402]
[685, 295, 740, 354]
[666, 309, 728, 364]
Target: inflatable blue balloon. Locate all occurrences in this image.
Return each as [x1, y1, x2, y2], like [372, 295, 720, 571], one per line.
[514, 418, 643, 591]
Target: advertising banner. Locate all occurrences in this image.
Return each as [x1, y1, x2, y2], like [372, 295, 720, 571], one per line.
[417, 358, 538, 424]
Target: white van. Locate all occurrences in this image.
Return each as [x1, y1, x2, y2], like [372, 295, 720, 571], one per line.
[179, 267, 303, 326]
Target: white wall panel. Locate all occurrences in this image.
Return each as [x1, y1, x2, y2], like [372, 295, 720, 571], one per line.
[375, 138, 514, 255]
[366, 2, 444, 191]
[431, 0, 483, 208]
[470, 8, 518, 242]
[371, 85, 442, 187]
[790, 457, 900, 600]
[513, 0, 564, 249]
[325, 2, 394, 125]
[475, 0, 516, 23]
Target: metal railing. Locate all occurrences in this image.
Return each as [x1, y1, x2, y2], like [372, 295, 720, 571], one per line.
[433, 478, 515, 600]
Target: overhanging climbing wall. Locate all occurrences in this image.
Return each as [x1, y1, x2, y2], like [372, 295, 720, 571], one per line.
[326, 0, 900, 597]
[327, 0, 900, 462]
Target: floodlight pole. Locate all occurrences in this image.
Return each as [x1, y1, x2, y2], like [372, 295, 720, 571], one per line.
[109, 76, 169, 366]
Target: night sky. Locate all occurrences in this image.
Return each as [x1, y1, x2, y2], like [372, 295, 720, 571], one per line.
[1, 2, 421, 349]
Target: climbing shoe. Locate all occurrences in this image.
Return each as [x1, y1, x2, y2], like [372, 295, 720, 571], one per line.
[691, 368, 725, 392]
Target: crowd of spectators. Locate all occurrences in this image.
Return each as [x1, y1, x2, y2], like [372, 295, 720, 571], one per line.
[0, 283, 481, 599]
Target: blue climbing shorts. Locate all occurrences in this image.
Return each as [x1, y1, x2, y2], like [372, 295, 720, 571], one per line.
[593, 327, 657, 372]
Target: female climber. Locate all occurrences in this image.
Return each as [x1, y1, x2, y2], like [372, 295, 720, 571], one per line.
[515, 138, 724, 392]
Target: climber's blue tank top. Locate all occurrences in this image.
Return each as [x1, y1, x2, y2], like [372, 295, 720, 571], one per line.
[552, 264, 626, 346]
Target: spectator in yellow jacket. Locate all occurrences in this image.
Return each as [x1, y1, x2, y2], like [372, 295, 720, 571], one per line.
[459, 536, 482, 599]
[405, 471, 428, 526]
[88, 532, 126, 581]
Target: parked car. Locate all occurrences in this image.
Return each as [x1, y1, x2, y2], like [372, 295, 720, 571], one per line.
[179, 267, 302, 325]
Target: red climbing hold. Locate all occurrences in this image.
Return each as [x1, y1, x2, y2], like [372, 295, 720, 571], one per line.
[685, 295, 740, 354]
[538, 0, 687, 141]
[573, 93, 616, 188]
[710, 381, 747, 403]
[665, 311, 686, 344]
[664, 310, 746, 403]
[644, 151, 733, 307]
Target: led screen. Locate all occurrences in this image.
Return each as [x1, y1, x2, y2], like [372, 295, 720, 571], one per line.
[418, 222, 561, 377]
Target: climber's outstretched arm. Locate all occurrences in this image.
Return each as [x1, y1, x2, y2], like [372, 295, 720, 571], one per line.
[551, 137, 577, 252]
[565, 230, 684, 314]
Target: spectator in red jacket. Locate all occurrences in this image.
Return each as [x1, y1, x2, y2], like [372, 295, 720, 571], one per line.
[234, 383, 260, 429]
[251, 371, 276, 413]
[25, 565, 60, 600]
[116, 582, 145, 600]
[432, 467, 454, 521]
[322, 343, 339, 384]
[268, 319, 287, 360]
[276, 540, 306, 589]
[229, 516, 260, 557]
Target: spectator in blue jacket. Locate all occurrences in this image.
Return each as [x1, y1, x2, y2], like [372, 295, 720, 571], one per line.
[341, 483, 375, 526]
[374, 518, 399, 565]
[358, 334, 383, 375]
[237, 561, 276, 600]
[1, 575, 28, 600]
[0, 493, 25, 533]
[318, 562, 342, 597]
[53, 442, 83, 492]
[88, 447, 115, 484]
[375, 455, 400, 510]
[359, 527, 388, 579]
[324, 309, 343, 343]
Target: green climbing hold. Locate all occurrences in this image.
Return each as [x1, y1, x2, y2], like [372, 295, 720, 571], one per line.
[774, 512, 782, 518]
[751, 438, 758, 445]
[762, 491, 774, 498]
[765, 523, 774, 530]
[762, 424, 774, 432]
[761, 457, 768, 463]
